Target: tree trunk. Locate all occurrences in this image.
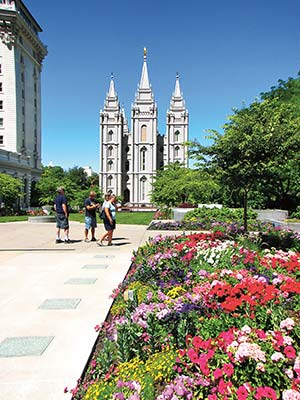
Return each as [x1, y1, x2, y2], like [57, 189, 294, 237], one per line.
[243, 188, 248, 232]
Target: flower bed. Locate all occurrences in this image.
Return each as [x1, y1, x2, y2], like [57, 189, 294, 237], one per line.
[69, 231, 300, 399]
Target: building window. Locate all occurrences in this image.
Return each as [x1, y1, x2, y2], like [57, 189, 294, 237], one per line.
[0, 64, 2, 74]
[20, 54, 24, 64]
[141, 125, 147, 142]
[175, 130, 180, 141]
[175, 145, 180, 158]
[0, 82, 2, 92]
[22, 106, 25, 115]
[140, 146, 147, 171]
[21, 72, 24, 82]
[108, 145, 113, 157]
[0, 135, 3, 145]
[0, 100, 3, 110]
[107, 175, 113, 186]
[140, 176, 147, 201]
[19, 36, 23, 45]
[125, 160, 129, 172]
[108, 160, 113, 171]
[0, 118, 3, 127]
[108, 130, 113, 141]
[22, 89, 25, 99]
[34, 82, 37, 93]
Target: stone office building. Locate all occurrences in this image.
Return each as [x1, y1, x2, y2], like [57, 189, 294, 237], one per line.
[0, 0, 47, 207]
[99, 49, 189, 206]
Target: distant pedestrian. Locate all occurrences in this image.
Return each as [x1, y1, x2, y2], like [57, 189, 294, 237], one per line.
[97, 193, 117, 246]
[54, 187, 70, 243]
[84, 191, 100, 242]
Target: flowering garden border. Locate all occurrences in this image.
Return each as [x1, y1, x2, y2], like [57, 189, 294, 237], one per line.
[68, 229, 300, 400]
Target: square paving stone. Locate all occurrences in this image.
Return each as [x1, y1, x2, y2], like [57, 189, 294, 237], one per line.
[39, 298, 81, 310]
[82, 264, 108, 270]
[0, 336, 54, 358]
[64, 278, 97, 285]
[94, 255, 115, 259]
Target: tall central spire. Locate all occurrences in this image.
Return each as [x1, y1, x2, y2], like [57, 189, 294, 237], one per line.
[174, 72, 181, 97]
[108, 72, 116, 97]
[139, 47, 150, 89]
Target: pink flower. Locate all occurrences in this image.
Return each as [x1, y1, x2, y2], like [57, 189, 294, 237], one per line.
[280, 318, 295, 331]
[213, 368, 223, 380]
[255, 386, 277, 400]
[256, 362, 265, 372]
[283, 389, 300, 400]
[223, 363, 234, 377]
[284, 346, 296, 359]
[237, 385, 249, 400]
[187, 348, 199, 364]
[63, 387, 68, 393]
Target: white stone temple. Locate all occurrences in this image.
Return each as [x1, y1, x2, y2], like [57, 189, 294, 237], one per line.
[99, 49, 189, 206]
[0, 0, 47, 207]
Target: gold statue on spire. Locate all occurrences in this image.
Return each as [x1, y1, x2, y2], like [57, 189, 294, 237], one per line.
[144, 47, 147, 58]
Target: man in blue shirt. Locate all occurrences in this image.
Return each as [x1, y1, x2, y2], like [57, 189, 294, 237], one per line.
[54, 186, 70, 243]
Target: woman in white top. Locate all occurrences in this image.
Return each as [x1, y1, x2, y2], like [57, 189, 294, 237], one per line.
[97, 194, 117, 246]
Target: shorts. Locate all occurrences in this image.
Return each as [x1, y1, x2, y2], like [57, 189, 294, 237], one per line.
[104, 219, 116, 231]
[56, 213, 69, 229]
[85, 216, 97, 229]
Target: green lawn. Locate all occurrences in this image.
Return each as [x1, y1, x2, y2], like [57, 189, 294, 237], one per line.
[69, 211, 154, 225]
[0, 215, 28, 223]
[0, 212, 155, 225]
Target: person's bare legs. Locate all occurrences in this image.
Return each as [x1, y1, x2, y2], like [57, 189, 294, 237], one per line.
[107, 230, 113, 245]
[84, 228, 89, 240]
[91, 227, 96, 239]
[98, 230, 109, 245]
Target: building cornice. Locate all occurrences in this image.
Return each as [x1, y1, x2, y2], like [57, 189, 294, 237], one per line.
[0, 9, 47, 62]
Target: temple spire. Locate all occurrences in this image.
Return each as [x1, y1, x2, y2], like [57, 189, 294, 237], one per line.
[174, 72, 181, 97]
[139, 47, 150, 89]
[108, 72, 116, 97]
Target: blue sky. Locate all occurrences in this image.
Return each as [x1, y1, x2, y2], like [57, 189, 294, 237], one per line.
[25, 0, 300, 172]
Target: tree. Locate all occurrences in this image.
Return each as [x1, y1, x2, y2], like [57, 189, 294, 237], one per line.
[150, 162, 219, 207]
[36, 166, 77, 205]
[190, 96, 300, 230]
[0, 173, 23, 207]
[65, 166, 88, 189]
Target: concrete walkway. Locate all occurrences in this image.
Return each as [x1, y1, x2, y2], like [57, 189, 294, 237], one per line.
[0, 221, 158, 400]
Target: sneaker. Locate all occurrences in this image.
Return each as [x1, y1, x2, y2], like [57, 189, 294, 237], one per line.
[64, 239, 71, 243]
[84, 238, 89, 243]
[55, 239, 63, 244]
[97, 241, 103, 247]
[107, 242, 113, 246]
[91, 237, 97, 242]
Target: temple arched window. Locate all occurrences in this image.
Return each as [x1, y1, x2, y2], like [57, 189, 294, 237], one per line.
[140, 176, 147, 200]
[108, 160, 113, 171]
[141, 125, 147, 142]
[174, 130, 180, 141]
[174, 145, 180, 158]
[108, 146, 113, 157]
[107, 175, 113, 186]
[108, 130, 113, 142]
[140, 146, 147, 171]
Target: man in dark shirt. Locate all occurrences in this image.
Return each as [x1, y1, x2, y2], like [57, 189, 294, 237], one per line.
[84, 191, 100, 242]
[54, 186, 70, 243]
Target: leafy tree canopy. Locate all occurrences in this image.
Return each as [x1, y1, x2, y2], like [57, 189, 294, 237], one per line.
[150, 162, 219, 207]
[0, 173, 23, 206]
